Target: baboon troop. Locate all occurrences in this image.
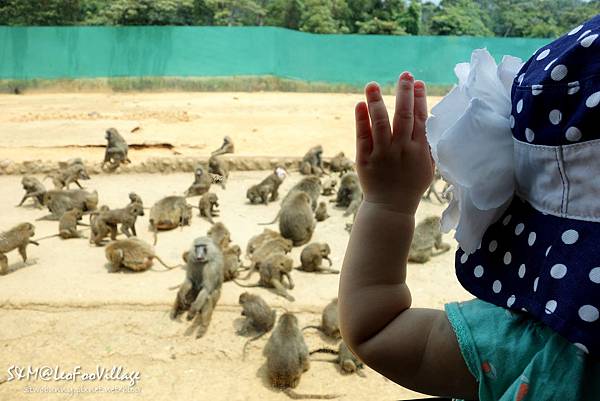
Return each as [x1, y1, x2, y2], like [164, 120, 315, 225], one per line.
[105, 238, 178, 272]
[408, 215, 451, 263]
[41, 189, 98, 220]
[45, 162, 90, 190]
[300, 145, 325, 176]
[102, 128, 131, 171]
[184, 165, 213, 197]
[246, 167, 287, 205]
[90, 203, 145, 245]
[0, 223, 38, 275]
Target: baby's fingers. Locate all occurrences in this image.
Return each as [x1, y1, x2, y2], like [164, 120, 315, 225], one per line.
[365, 82, 391, 153]
[355, 101, 372, 163]
[412, 80, 428, 144]
[392, 72, 415, 145]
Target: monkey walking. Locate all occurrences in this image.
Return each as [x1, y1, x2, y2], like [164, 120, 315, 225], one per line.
[171, 237, 224, 338]
[17, 176, 46, 208]
[105, 238, 180, 272]
[102, 128, 131, 172]
[0, 223, 39, 275]
[149, 196, 193, 245]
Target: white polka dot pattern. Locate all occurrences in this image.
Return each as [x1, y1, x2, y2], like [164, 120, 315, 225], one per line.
[550, 65, 568, 81]
[550, 264, 567, 279]
[518, 264, 526, 278]
[590, 267, 600, 284]
[474, 265, 484, 278]
[562, 229, 579, 244]
[507, 295, 516, 307]
[503, 252, 512, 265]
[531, 84, 543, 95]
[581, 34, 598, 48]
[488, 240, 498, 253]
[528, 232, 536, 246]
[545, 300, 557, 314]
[516, 99, 523, 113]
[579, 305, 599, 322]
[549, 109, 562, 125]
[493, 280, 502, 293]
[525, 128, 535, 142]
[586, 92, 600, 108]
[565, 127, 582, 142]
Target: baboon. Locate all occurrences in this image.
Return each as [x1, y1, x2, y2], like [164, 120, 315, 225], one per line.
[327, 152, 354, 176]
[102, 128, 130, 171]
[296, 243, 338, 274]
[422, 169, 450, 204]
[0, 223, 38, 275]
[299, 145, 325, 176]
[235, 254, 295, 301]
[41, 189, 98, 220]
[223, 244, 242, 282]
[149, 196, 193, 245]
[90, 203, 145, 246]
[302, 298, 340, 340]
[184, 165, 212, 197]
[207, 222, 231, 251]
[90, 205, 110, 241]
[331, 173, 362, 217]
[238, 292, 276, 359]
[105, 238, 178, 272]
[242, 236, 293, 279]
[314, 202, 329, 222]
[245, 229, 284, 258]
[321, 178, 337, 197]
[57, 158, 84, 170]
[45, 163, 90, 190]
[280, 192, 315, 247]
[211, 135, 234, 156]
[198, 192, 219, 224]
[246, 167, 287, 205]
[310, 342, 365, 377]
[58, 209, 84, 239]
[171, 237, 224, 338]
[408, 216, 451, 263]
[18, 176, 46, 208]
[261, 176, 322, 225]
[129, 192, 143, 207]
[263, 313, 338, 399]
[208, 156, 229, 189]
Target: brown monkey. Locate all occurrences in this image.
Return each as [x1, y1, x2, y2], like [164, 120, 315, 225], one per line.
[171, 237, 224, 338]
[207, 222, 231, 251]
[422, 168, 450, 204]
[310, 341, 365, 377]
[149, 196, 193, 245]
[245, 229, 284, 258]
[18, 176, 46, 208]
[261, 176, 322, 225]
[302, 298, 340, 340]
[263, 313, 338, 399]
[45, 163, 90, 190]
[128, 192, 143, 207]
[0, 223, 38, 275]
[184, 165, 212, 197]
[198, 192, 219, 224]
[211, 135, 234, 156]
[331, 172, 362, 217]
[408, 216, 451, 263]
[296, 243, 338, 274]
[234, 254, 295, 301]
[321, 178, 337, 196]
[279, 192, 315, 247]
[238, 292, 276, 359]
[314, 202, 329, 222]
[105, 238, 178, 272]
[59, 208, 84, 239]
[102, 128, 130, 171]
[327, 152, 354, 176]
[208, 156, 229, 189]
[246, 167, 287, 205]
[242, 235, 294, 280]
[299, 145, 325, 176]
[223, 244, 242, 282]
[41, 189, 98, 220]
[91, 203, 145, 246]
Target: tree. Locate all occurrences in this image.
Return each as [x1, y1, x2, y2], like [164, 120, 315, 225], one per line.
[90, 0, 196, 25]
[265, 0, 304, 30]
[299, 0, 349, 34]
[0, 0, 82, 25]
[430, 0, 494, 36]
[205, 0, 266, 26]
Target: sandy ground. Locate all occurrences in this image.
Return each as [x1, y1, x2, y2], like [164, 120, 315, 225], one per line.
[0, 92, 473, 401]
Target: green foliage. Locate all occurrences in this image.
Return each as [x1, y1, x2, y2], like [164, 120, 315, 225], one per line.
[87, 0, 196, 25]
[265, 0, 304, 29]
[205, 0, 266, 26]
[430, 0, 494, 36]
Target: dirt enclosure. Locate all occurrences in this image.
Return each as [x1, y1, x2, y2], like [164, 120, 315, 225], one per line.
[0, 92, 472, 401]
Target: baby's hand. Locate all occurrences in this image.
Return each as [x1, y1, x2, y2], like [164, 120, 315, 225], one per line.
[355, 72, 434, 215]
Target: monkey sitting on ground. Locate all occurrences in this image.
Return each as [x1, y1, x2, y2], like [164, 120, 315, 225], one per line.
[149, 196, 193, 245]
[207, 222, 231, 251]
[296, 243, 338, 274]
[238, 292, 276, 359]
[90, 203, 145, 246]
[246, 167, 287, 205]
[326, 152, 354, 176]
[310, 341, 365, 377]
[279, 192, 316, 247]
[331, 172, 362, 217]
[314, 202, 329, 222]
[102, 128, 131, 171]
[128, 192, 143, 207]
[242, 235, 293, 279]
[45, 163, 90, 190]
[245, 229, 285, 258]
[40, 189, 98, 220]
[262, 177, 322, 227]
[57, 209, 85, 239]
[17, 176, 46, 208]
[208, 156, 229, 189]
[198, 193, 219, 224]
[105, 238, 179, 272]
[172, 237, 224, 338]
[302, 298, 340, 340]
[408, 216, 451, 263]
[299, 145, 325, 176]
[184, 165, 213, 197]
[211, 135, 234, 156]
[263, 313, 338, 399]
[0, 223, 38, 275]
[223, 244, 242, 282]
[235, 254, 295, 301]
[321, 178, 337, 196]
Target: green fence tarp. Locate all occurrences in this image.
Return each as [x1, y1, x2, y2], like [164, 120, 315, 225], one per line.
[0, 26, 549, 85]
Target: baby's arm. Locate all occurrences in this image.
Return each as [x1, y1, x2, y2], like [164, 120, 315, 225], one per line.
[338, 74, 478, 400]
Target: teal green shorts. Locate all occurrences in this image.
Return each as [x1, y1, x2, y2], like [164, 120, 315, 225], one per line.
[445, 299, 600, 401]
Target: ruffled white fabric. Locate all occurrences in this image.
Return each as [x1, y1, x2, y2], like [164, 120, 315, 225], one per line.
[426, 49, 523, 253]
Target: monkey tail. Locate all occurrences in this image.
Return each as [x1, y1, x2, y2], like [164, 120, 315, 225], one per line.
[309, 348, 338, 356]
[232, 279, 259, 288]
[150, 222, 158, 246]
[168, 283, 182, 290]
[31, 234, 55, 242]
[258, 210, 281, 226]
[242, 331, 268, 361]
[283, 388, 339, 400]
[152, 256, 181, 271]
[301, 325, 323, 333]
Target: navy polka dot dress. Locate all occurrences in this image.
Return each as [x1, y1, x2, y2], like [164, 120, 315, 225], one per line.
[456, 14, 600, 357]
